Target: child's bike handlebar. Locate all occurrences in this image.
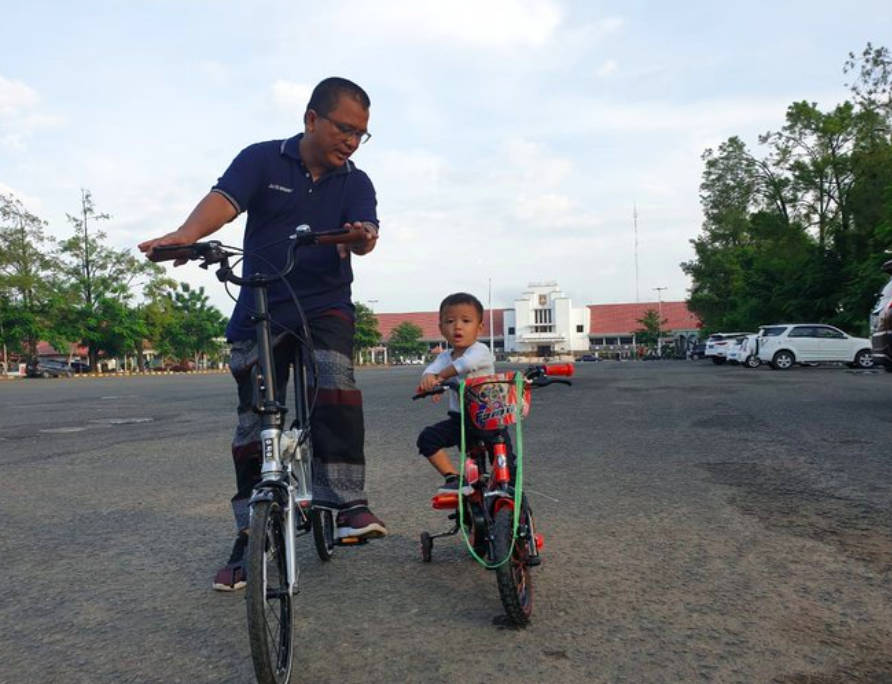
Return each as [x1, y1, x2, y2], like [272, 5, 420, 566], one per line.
[412, 363, 573, 400]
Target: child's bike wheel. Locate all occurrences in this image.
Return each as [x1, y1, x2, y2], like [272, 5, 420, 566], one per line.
[420, 532, 433, 562]
[311, 508, 336, 561]
[492, 507, 533, 626]
[246, 499, 294, 684]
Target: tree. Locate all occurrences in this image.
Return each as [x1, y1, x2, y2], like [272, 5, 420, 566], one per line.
[53, 190, 161, 368]
[353, 302, 381, 361]
[683, 44, 892, 337]
[633, 309, 667, 347]
[387, 321, 426, 360]
[158, 283, 227, 365]
[0, 192, 56, 362]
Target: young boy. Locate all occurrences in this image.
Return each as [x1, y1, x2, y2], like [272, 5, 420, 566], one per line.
[416, 292, 494, 494]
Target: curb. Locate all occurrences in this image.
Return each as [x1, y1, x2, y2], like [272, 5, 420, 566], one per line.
[1, 369, 230, 381]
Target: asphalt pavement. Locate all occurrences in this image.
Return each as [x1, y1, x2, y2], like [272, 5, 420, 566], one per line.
[1, 361, 891, 682]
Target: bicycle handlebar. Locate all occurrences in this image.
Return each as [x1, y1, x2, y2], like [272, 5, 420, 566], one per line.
[411, 364, 573, 400]
[146, 225, 366, 263]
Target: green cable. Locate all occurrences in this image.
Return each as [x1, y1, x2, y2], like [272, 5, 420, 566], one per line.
[457, 371, 525, 569]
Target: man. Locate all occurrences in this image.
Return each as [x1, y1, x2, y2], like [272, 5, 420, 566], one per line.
[139, 77, 386, 592]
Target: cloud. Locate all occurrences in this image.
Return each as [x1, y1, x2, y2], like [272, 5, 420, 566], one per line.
[0, 75, 39, 115]
[271, 80, 313, 114]
[0, 74, 63, 149]
[596, 59, 618, 77]
[327, 0, 563, 48]
[197, 60, 231, 86]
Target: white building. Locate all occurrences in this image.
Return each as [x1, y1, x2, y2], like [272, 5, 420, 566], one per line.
[503, 282, 590, 355]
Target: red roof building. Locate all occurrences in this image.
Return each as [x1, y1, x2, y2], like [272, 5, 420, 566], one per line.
[589, 301, 700, 337]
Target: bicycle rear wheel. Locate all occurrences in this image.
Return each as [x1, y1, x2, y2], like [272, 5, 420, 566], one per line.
[312, 507, 336, 561]
[492, 506, 533, 626]
[246, 500, 294, 684]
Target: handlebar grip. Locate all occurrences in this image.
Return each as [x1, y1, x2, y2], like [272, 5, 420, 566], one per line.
[146, 244, 202, 262]
[412, 387, 447, 400]
[544, 363, 574, 377]
[314, 228, 370, 246]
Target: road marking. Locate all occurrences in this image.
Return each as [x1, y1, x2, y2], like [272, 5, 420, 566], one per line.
[525, 487, 559, 503]
[40, 427, 87, 433]
[88, 417, 154, 425]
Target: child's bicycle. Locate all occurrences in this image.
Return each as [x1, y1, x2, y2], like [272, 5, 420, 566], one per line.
[412, 363, 573, 626]
[149, 224, 368, 684]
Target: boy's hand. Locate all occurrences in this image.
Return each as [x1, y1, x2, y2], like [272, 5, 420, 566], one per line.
[419, 372, 441, 392]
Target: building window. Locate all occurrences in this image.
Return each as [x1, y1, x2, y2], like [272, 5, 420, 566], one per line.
[620, 336, 633, 344]
[508, 326, 515, 335]
[538, 294, 548, 306]
[576, 325, 583, 333]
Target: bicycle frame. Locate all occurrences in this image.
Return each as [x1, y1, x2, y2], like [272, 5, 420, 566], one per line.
[246, 279, 313, 596]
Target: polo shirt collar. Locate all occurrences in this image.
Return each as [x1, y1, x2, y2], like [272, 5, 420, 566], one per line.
[280, 133, 353, 177]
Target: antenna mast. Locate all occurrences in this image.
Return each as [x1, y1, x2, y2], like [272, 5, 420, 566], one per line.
[634, 203, 640, 303]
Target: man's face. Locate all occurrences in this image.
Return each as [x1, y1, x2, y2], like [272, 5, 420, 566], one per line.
[305, 95, 370, 170]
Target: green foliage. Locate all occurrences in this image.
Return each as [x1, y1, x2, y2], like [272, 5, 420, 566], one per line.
[683, 44, 892, 338]
[52, 190, 162, 366]
[353, 301, 381, 353]
[387, 321, 427, 359]
[157, 282, 227, 362]
[633, 309, 667, 347]
[0, 192, 56, 356]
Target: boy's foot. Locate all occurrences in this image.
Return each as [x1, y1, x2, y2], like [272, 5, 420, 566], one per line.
[336, 506, 387, 539]
[212, 531, 248, 591]
[438, 474, 472, 496]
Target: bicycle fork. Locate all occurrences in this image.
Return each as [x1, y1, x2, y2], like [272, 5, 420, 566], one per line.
[253, 425, 313, 596]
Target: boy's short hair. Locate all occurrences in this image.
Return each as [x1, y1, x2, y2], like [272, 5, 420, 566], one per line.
[439, 292, 484, 321]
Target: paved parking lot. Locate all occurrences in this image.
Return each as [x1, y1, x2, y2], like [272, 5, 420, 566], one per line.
[1, 361, 891, 682]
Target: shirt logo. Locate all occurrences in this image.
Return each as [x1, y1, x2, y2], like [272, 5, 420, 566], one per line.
[268, 184, 293, 193]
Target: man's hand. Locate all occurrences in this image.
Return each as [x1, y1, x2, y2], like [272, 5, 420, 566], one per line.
[138, 230, 193, 266]
[337, 221, 378, 259]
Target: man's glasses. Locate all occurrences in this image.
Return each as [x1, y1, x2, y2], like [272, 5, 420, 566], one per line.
[319, 114, 371, 145]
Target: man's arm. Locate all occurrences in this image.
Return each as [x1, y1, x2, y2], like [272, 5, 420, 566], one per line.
[138, 192, 238, 259]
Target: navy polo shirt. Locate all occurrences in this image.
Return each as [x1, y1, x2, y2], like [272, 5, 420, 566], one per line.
[212, 134, 378, 341]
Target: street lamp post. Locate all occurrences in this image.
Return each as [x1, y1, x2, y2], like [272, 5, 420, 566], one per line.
[653, 287, 667, 357]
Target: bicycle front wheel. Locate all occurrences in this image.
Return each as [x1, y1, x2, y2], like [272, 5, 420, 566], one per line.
[492, 506, 533, 626]
[246, 500, 294, 684]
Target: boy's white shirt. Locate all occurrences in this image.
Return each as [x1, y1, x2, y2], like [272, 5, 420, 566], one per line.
[423, 341, 495, 413]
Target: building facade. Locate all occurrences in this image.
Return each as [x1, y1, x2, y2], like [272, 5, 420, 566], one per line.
[372, 282, 701, 361]
[503, 282, 589, 355]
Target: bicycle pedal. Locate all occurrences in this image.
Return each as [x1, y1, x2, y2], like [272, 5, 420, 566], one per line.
[527, 556, 542, 567]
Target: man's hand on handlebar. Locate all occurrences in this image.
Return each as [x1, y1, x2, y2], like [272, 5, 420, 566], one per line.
[337, 221, 378, 259]
[138, 229, 194, 266]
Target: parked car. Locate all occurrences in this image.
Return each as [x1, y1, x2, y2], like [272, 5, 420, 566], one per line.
[870, 259, 892, 372]
[68, 360, 91, 373]
[579, 354, 600, 362]
[755, 324, 872, 370]
[704, 332, 753, 365]
[25, 358, 73, 378]
[688, 342, 706, 360]
[726, 333, 761, 368]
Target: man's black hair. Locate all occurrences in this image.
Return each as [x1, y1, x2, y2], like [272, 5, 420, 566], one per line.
[439, 292, 484, 321]
[306, 77, 370, 117]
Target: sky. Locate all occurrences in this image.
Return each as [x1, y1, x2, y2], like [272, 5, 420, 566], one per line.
[1, 1, 889, 315]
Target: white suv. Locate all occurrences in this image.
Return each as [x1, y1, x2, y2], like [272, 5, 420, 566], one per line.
[726, 333, 761, 368]
[754, 324, 872, 370]
[705, 332, 753, 365]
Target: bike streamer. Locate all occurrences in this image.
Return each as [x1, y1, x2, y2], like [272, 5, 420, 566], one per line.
[457, 371, 525, 569]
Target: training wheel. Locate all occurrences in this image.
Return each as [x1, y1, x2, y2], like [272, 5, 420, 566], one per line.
[420, 532, 433, 562]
